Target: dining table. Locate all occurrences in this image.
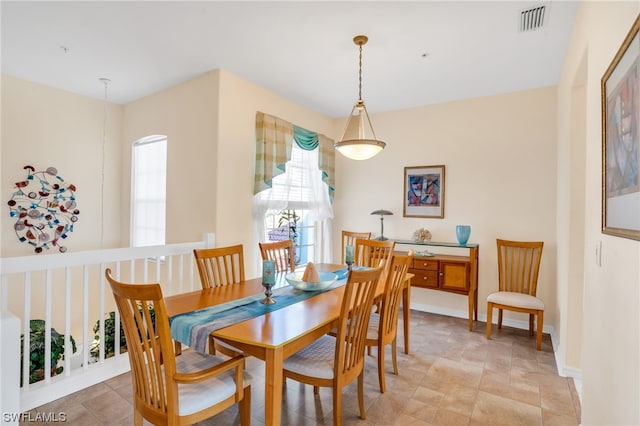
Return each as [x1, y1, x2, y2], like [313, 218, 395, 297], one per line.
[164, 263, 413, 426]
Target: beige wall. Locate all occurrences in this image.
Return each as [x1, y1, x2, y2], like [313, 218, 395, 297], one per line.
[334, 87, 558, 329]
[122, 71, 221, 246]
[122, 69, 334, 277]
[1, 75, 123, 256]
[558, 2, 639, 424]
[215, 70, 335, 276]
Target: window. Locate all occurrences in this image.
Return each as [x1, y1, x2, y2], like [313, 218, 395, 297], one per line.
[131, 135, 167, 247]
[255, 143, 333, 265]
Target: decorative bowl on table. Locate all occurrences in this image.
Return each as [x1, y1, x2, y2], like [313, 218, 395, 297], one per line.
[285, 271, 337, 291]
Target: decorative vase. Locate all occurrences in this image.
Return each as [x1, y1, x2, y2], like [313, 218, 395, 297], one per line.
[456, 225, 471, 245]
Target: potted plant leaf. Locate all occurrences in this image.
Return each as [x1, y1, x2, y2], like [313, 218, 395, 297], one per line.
[21, 319, 77, 385]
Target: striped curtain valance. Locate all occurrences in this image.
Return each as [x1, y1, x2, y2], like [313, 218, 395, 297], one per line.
[254, 111, 335, 198]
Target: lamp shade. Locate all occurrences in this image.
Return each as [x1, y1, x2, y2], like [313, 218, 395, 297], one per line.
[334, 35, 386, 161]
[335, 101, 386, 161]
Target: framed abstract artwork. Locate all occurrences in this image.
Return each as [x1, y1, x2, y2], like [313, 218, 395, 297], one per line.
[403, 165, 445, 218]
[601, 14, 640, 240]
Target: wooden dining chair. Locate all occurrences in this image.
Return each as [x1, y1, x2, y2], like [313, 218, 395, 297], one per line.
[258, 239, 296, 272]
[486, 239, 545, 350]
[282, 267, 383, 426]
[105, 268, 251, 426]
[341, 230, 371, 263]
[354, 238, 395, 271]
[193, 244, 245, 288]
[354, 239, 396, 313]
[193, 245, 245, 357]
[365, 251, 413, 393]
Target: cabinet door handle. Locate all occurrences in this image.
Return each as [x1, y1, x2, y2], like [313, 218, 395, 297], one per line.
[439, 272, 444, 276]
[422, 276, 428, 281]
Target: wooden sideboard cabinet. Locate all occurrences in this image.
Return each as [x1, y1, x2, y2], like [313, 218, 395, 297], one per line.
[394, 240, 479, 331]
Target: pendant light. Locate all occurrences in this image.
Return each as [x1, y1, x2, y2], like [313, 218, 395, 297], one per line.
[334, 35, 386, 160]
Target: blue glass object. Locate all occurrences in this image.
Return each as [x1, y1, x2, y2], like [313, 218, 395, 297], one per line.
[456, 225, 471, 245]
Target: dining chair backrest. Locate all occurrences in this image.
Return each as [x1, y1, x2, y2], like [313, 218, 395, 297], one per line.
[378, 251, 414, 344]
[335, 266, 383, 386]
[497, 239, 544, 296]
[194, 244, 245, 288]
[259, 240, 296, 272]
[354, 238, 395, 271]
[341, 230, 371, 263]
[106, 269, 184, 422]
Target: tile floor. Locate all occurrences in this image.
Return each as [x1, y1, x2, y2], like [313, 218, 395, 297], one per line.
[24, 311, 581, 425]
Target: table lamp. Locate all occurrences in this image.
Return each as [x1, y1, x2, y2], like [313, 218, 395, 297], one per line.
[371, 209, 393, 240]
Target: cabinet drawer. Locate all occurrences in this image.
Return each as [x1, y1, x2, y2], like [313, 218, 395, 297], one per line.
[412, 258, 438, 271]
[409, 269, 439, 289]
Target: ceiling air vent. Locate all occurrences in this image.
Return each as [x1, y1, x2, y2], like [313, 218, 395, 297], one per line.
[520, 5, 546, 32]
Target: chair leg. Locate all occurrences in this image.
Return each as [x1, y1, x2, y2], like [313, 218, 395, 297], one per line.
[239, 384, 251, 426]
[536, 311, 544, 350]
[391, 337, 398, 376]
[134, 410, 143, 426]
[486, 303, 493, 340]
[497, 308, 503, 329]
[333, 386, 343, 426]
[358, 371, 366, 420]
[529, 314, 534, 336]
[378, 342, 386, 393]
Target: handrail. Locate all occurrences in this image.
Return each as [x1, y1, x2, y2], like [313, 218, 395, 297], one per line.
[0, 235, 214, 413]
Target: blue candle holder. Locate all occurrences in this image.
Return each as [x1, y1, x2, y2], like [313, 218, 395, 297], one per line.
[261, 260, 276, 304]
[345, 245, 354, 271]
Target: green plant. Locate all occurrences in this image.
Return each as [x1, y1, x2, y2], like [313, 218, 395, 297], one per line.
[20, 319, 77, 385]
[278, 210, 300, 243]
[90, 311, 126, 360]
[90, 306, 155, 361]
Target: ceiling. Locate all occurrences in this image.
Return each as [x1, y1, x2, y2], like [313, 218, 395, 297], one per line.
[1, 1, 579, 118]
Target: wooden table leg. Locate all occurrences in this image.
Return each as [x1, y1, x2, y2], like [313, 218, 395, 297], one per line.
[264, 347, 284, 426]
[402, 277, 411, 354]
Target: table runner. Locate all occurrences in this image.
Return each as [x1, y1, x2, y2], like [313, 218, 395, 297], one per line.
[169, 267, 353, 353]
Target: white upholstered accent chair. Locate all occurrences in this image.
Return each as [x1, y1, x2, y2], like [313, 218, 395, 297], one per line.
[105, 268, 251, 426]
[282, 267, 383, 426]
[486, 239, 545, 350]
[365, 251, 413, 393]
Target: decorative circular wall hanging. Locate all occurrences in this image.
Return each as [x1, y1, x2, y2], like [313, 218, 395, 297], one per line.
[7, 165, 80, 253]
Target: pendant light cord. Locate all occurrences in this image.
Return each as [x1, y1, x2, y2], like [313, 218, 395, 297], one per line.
[358, 42, 363, 102]
[99, 78, 110, 249]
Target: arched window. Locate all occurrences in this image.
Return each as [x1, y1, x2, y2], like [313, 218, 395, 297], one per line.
[131, 135, 167, 247]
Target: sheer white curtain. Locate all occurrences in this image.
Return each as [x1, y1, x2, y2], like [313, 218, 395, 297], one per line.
[253, 144, 333, 263]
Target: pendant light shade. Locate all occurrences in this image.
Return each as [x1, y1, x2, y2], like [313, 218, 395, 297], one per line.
[335, 35, 386, 161]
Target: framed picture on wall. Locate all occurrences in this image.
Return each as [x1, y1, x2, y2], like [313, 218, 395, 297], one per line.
[601, 14, 640, 241]
[403, 165, 445, 218]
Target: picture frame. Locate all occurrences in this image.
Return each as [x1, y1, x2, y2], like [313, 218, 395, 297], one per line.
[403, 165, 445, 218]
[601, 15, 640, 241]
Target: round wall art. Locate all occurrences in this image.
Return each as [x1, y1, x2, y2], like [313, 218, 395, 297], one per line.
[7, 165, 80, 253]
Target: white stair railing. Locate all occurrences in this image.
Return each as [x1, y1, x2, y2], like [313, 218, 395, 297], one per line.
[0, 235, 214, 414]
